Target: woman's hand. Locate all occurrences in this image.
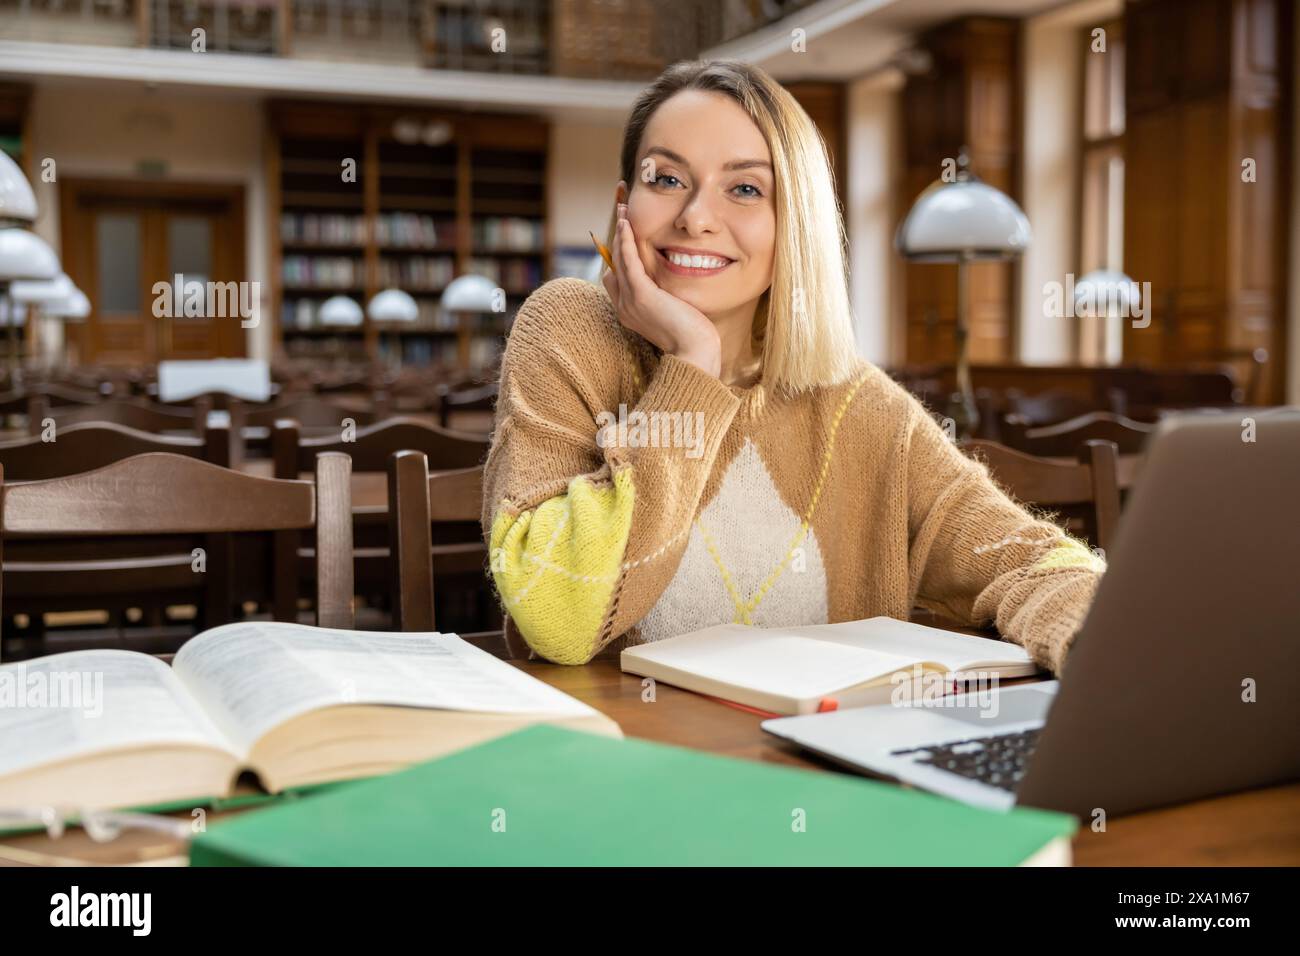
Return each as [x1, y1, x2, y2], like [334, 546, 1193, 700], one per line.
[601, 200, 722, 379]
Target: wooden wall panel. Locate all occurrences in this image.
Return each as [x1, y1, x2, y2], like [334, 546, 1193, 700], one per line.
[1122, 0, 1290, 401]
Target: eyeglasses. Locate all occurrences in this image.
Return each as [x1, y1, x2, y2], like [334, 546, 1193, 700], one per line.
[0, 805, 194, 866]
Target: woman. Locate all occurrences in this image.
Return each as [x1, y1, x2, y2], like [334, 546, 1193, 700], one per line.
[482, 60, 1104, 672]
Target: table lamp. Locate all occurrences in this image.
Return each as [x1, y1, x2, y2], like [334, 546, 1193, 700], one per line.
[368, 288, 419, 368]
[318, 294, 364, 328]
[1073, 270, 1135, 366]
[896, 151, 1031, 436]
[440, 274, 501, 372]
[0, 227, 60, 381]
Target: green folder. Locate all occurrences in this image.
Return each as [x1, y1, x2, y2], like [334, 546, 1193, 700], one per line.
[190, 725, 1076, 866]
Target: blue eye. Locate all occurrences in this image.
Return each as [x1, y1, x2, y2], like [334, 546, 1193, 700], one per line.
[734, 183, 762, 198]
[654, 174, 683, 189]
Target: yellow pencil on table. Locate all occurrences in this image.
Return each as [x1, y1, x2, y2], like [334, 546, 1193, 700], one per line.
[589, 230, 614, 271]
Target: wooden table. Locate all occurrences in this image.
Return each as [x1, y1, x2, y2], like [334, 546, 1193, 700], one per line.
[3, 655, 1297, 866]
[513, 660, 1300, 866]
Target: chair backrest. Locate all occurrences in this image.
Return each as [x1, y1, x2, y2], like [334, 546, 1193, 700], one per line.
[1002, 388, 1108, 427]
[0, 451, 355, 638]
[387, 451, 525, 659]
[960, 438, 1123, 552]
[438, 382, 498, 429]
[0, 420, 236, 480]
[0, 384, 102, 417]
[1001, 411, 1155, 457]
[272, 416, 489, 477]
[29, 397, 205, 437]
[244, 395, 385, 430]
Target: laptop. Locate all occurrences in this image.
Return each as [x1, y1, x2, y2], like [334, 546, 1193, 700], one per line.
[762, 411, 1300, 817]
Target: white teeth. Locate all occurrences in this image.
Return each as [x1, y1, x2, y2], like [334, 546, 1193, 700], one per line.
[667, 252, 728, 269]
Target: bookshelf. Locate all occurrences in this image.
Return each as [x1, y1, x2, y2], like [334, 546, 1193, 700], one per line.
[268, 102, 550, 372]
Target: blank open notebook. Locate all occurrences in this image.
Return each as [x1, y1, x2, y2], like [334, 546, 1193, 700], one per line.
[620, 617, 1037, 715]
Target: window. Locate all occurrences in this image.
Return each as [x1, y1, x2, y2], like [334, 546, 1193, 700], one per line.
[1078, 17, 1125, 364]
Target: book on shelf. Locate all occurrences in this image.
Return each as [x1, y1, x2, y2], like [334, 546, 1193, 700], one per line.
[280, 212, 368, 246]
[472, 216, 544, 252]
[467, 256, 542, 292]
[377, 255, 456, 290]
[281, 255, 363, 288]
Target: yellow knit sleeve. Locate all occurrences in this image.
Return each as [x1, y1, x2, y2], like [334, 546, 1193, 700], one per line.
[488, 468, 636, 665]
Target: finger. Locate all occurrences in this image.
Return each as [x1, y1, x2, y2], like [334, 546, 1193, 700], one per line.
[610, 218, 631, 302]
[601, 268, 619, 307]
[616, 214, 656, 299]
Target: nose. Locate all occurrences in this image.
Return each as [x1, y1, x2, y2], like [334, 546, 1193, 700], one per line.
[674, 185, 723, 237]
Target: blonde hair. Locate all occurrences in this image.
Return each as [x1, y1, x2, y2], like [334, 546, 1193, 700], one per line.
[615, 59, 859, 393]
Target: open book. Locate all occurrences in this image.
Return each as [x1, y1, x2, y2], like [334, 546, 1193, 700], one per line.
[620, 617, 1038, 716]
[0, 623, 621, 810]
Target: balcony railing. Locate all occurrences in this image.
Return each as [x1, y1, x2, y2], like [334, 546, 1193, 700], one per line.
[0, 0, 823, 78]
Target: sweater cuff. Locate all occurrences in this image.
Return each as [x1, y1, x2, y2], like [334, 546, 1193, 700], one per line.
[1022, 572, 1100, 675]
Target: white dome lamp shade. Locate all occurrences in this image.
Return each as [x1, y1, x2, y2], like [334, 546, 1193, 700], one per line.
[10, 271, 75, 304]
[48, 287, 92, 323]
[318, 294, 364, 328]
[1072, 270, 1137, 318]
[894, 151, 1032, 437]
[0, 228, 60, 282]
[441, 274, 499, 312]
[1074, 269, 1136, 366]
[895, 178, 1032, 262]
[367, 288, 419, 323]
[0, 151, 38, 225]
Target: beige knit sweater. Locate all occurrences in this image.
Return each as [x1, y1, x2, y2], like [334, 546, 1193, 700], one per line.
[482, 277, 1104, 673]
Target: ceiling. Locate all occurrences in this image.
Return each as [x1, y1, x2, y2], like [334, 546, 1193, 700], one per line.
[704, 0, 1076, 81]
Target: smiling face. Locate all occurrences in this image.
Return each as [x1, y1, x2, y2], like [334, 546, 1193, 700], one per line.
[625, 90, 777, 323]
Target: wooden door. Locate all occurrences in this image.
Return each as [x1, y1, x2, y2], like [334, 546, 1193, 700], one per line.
[59, 179, 248, 365]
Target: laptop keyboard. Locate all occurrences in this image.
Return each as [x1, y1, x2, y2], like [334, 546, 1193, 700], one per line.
[890, 728, 1042, 792]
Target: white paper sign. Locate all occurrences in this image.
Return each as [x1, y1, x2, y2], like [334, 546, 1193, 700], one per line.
[157, 359, 271, 403]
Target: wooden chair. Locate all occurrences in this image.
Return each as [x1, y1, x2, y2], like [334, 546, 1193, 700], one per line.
[244, 395, 388, 430]
[26, 397, 208, 438]
[0, 383, 106, 425]
[387, 452, 523, 659]
[240, 394, 391, 457]
[960, 438, 1123, 553]
[271, 417, 490, 624]
[437, 381, 498, 431]
[0, 419, 237, 479]
[272, 416, 488, 479]
[1000, 411, 1155, 457]
[0, 451, 354, 661]
[149, 386, 281, 409]
[0, 420, 244, 646]
[1002, 388, 1117, 427]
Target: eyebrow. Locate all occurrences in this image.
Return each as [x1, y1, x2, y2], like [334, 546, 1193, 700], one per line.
[644, 146, 772, 173]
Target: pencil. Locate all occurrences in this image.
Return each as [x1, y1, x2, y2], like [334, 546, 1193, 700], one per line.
[589, 230, 615, 271]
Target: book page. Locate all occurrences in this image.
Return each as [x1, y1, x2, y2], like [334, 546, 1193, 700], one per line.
[0, 650, 237, 780]
[623, 626, 925, 699]
[781, 617, 1033, 671]
[171, 622, 599, 753]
